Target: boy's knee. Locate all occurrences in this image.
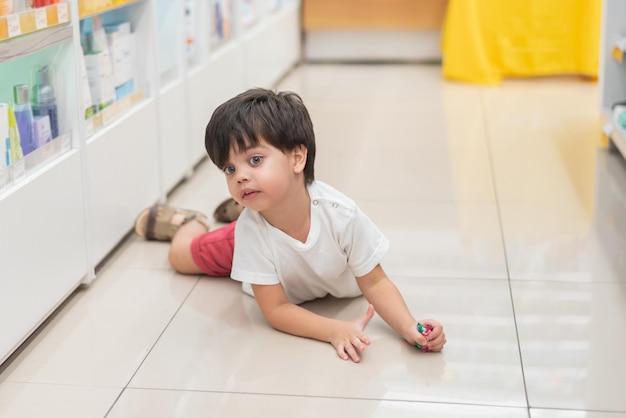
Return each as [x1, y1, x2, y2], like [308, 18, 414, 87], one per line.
[168, 242, 199, 274]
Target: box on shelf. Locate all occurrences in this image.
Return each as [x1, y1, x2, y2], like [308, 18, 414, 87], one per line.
[33, 114, 52, 147]
[104, 21, 136, 99]
[84, 49, 116, 110]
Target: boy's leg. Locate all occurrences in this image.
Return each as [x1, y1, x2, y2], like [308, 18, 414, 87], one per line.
[187, 221, 236, 277]
[135, 204, 235, 276]
[169, 219, 210, 274]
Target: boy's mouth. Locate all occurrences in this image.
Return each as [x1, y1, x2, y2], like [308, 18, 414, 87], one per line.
[241, 189, 258, 200]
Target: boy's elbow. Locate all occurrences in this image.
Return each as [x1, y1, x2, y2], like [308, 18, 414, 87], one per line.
[259, 303, 294, 333]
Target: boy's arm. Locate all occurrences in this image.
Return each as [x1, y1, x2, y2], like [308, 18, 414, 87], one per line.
[357, 264, 446, 351]
[252, 283, 375, 362]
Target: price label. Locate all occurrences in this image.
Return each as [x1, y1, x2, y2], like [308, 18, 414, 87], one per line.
[0, 168, 10, 191]
[84, 118, 94, 138]
[57, 3, 69, 23]
[35, 8, 47, 30]
[117, 96, 131, 114]
[61, 134, 71, 152]
[7, 14, 21, 38]
[12, 159, 26, 183]
[101, 103, 118, 126]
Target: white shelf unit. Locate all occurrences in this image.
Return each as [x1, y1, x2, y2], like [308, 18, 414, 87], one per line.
[82, 1, 161, 266]
[599, 0, 626, 159]
[0, 0, 301, 365]
[0, 7, 88, 366]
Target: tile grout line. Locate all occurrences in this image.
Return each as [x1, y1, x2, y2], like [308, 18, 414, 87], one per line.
[102, 275, 203, 418]
[479, 88, 531, 416]
[121, 386, 533, 410]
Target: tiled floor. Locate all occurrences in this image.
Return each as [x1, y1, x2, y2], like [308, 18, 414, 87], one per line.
[1, 64, 626, 417]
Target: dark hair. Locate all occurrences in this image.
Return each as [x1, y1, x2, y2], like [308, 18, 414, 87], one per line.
[205, 88, 316, 184]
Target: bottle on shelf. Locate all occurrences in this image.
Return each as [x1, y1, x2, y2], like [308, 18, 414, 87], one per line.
[12, 0, 33, 13]
[33, 0, 59, 7]
[0, 0, 12, 17]
[31, 65, 59, 139]
[7, 105, 24, 163]
[12, 84, 36, 156]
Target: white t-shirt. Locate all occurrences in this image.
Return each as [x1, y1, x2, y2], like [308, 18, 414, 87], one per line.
[230, 181, 389, 304]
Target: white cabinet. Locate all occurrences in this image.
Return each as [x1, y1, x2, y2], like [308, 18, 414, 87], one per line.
[0, 3, 87, 365]
[81, 1, 161, 265]
[0, 0, 300, 365]
[599, 0, 626, 159]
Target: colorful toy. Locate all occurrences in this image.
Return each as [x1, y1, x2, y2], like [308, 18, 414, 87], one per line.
[415, 322, 433, 352]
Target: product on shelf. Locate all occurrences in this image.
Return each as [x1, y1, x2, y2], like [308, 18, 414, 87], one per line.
[33, 0, 62, 7]
[7, 105, 24, 163]
[0, 0, 11, 16]
[83, 16, 116, 110]
[33, 114, 51, 146]
[611, 38, 626, 63]
[12, 0, 31, 13]
[79, 0, 118, 17]
[103, 20, 135, 100]
[31, 65, 59, 139]
[77, 47, 96, 119]
[13, 84, 36, 156]
[12, 0, 59, 12]
[184, 0, 197, 59]
[211, 0, 232, 46]
[241, 0, 256, 25]
[0, 103, 9, 168]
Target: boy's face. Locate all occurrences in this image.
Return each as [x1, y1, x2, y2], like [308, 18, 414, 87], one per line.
[221, 139, 307, 213]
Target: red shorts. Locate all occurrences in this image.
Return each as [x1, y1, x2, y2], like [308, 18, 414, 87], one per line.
[190, 221, 236, 276]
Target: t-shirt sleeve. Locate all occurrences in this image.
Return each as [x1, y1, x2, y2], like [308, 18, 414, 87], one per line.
[230, 211, 280, 286]
[342, 206, 390, 278]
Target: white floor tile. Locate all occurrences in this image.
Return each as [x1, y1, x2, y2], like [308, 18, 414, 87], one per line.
[108, 388, 530, 418]
[0, 382, 121, 418]
[531, 410, 626, 418]
[0, 267, 198, 387]
[128, 276, 526, 408]
[513, 280, 626, 411]
[501, 150, 626, 283]
[365, 201, 508, 279]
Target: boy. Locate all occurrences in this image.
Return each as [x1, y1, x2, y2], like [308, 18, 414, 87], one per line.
[135, 88, 446, 362]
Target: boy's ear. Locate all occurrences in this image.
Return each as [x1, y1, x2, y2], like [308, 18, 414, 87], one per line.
[292, 145, 308, 174]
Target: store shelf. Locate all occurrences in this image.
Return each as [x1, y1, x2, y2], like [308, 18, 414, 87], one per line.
[0, 24, 72, 64]
[0, 3, 70, 42]
[0, 0, 301, 366]
[0, 149, 87, 365]
[603, 109, 626, 160]
[599, 0, 626, 162]
[78, 0, 145, 19]
[610, 37, 626, 63]
[0, 133, 72, 195]
[85, 89, 144, 139]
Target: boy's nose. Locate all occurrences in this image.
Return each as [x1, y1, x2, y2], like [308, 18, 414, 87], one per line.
[235, 168, 249, 183]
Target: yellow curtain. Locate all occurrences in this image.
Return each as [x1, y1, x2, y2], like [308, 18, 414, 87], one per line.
[441, 0, 601, 84]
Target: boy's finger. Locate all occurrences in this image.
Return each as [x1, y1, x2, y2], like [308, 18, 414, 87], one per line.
[345, 344, 361, 363]
[352, 336, 368, 351]
[414, 334, 429, 350]
[357, 304, 375, 328]
[336, 344, 349, 361]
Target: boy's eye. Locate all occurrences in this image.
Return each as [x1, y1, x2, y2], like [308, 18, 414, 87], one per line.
[223, 165, 235, 175]
[249, 155, 263, 165]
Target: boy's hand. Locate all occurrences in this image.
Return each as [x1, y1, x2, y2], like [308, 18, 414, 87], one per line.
[330, 304, 375, 363]
[408, 319, 446, 352]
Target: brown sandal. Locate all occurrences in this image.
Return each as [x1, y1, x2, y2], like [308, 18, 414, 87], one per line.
[134, 205, 210, 241]
[213, 198, 244, 223]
